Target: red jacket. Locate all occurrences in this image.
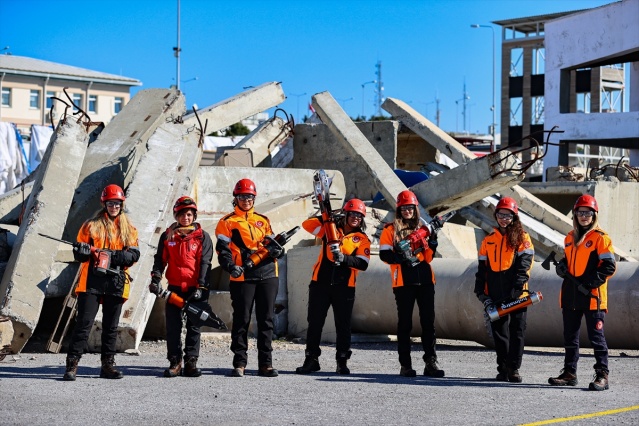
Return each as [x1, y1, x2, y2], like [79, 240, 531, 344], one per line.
[152, 223, 213, 292]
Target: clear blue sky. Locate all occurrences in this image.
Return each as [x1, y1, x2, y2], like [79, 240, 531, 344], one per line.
[0, 0, 613, 133]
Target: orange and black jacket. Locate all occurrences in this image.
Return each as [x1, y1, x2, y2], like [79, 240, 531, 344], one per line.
[302, 217, 370, 287]
[379, 223, 436, 288]
[152, 223, 213, 292]
[215, 205, 278, 282]
[561, 227, 615, 311]
[474, 228, 534, 302]
[73, 214, 140, 301]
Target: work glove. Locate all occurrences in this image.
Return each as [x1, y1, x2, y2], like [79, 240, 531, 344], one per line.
[555, 259, 568, 278]
[149, 272, 162, 295]
[333, 251, 345, 264]
[230, 265, 244, 278]
[73, 242, 92, 257]
[266, 243, 284, 259]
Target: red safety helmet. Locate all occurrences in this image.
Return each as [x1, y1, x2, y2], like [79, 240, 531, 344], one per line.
[343, 198, 366, 217]
[173, 196, 198, 218]
[495, 197, 518, 215]
[396, 190, 418, 207]
[573, 194, 598, 212]
[233, 178, 257, 196]
[101, 184, 126, 202]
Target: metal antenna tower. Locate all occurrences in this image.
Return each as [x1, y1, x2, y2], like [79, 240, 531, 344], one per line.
[375, 60, 384, 116]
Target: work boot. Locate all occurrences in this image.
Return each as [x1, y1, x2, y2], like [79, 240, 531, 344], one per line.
[423, 356, 445, 378]
[63, 355, 80, 381]
[548, 368, 578, 386]
[589, 370, 609, 391]
[495, 365, 508, 382]
[336, 358, 350, 375]
[100, 354, 123, 379]
[164, 356, 182, 378]
[507, 368, 523, 383]
[183, 356, 202, 377]
[230, 366, 245, 377]
[258, 366, 279, 377]
[400, 365, 417, 377]
[295, 356, 321, 374]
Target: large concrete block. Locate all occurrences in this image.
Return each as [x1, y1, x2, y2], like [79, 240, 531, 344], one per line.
[0, 182, 33, 225]
[0, 117, 89, 353]
[65, 89, 185, 241]
[235, 116, 289, 167]
[293, 121, 398, 200]
[183, 82, 286, 132]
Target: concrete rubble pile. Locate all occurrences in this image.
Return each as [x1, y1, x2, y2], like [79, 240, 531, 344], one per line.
[1, 83, 638, 353]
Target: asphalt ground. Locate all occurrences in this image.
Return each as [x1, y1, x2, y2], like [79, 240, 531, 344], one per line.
[1, 335, 638, 426]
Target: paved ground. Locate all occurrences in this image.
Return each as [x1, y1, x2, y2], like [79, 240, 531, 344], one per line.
[1, 335, 638, 425]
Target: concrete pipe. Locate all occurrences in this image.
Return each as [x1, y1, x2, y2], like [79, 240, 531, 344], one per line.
[350, 257, 639, 349]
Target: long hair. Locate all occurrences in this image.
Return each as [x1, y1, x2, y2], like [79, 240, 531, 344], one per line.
[393, 206, 421, 242]
[573, 211, 599, 246]
[86, 205, 136, 247]
[501, 214, 525, 250]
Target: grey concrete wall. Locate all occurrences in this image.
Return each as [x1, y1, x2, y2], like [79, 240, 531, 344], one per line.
[293, 121, 398, 201]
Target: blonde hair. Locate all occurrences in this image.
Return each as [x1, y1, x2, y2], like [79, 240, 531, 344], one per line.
[573, 211, 599, 246]
[86, 205, 137, 247]
[393, 206, 421, 242]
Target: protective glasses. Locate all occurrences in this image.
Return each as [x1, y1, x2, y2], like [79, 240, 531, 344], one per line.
[576, 210, 595, 218]
[105, 201, 122, 208]
[348, 212, 364, 219]
[495, 212, 514, 220]
[399, 205, 415, 211]
[236, 194, 255, 201]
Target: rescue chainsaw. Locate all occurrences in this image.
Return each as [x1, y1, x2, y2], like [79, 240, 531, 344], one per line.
[485, 290, 543, 322]
[244, 226, 301, 269]
[395, 210, 456, 267]
[313, 169, 343, 265]
[39, 233, 119, 275]
[155, 288, 227, 330]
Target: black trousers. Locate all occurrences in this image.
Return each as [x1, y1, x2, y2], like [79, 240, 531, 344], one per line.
[68, 292, 123, 357]
[165, 286, 201, 359]
[230, 277, 279, 368]
[305, 283, 356, 360]
[490, 309, 527, 371]
[393, 284, 437, 367]
[562, 309, 608, 373]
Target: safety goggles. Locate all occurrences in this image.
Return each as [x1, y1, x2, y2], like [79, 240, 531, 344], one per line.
[348, 212, 364, 220]
[575, 210, 595, 218]
[495, 212, 514, 220]
[105, 201, 122, 208]
[236, 194, 255, 201]
[399, 205, 415, 211]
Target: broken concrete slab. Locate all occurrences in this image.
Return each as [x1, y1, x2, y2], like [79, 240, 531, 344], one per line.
[0, 182, 33, 225]
[65, 89, 184, 241]
[234, 116, 290, 167]
[87, 118, 202, 352]
[182, 82, 286, 133]
[0, 116, 89, 353]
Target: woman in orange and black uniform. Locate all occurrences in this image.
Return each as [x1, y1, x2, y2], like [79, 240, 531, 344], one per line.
[380, 190, 444, 378]
[63, 184, 139, 381]
[549, 194, 616, 391]
[474, 197, 533, 383]
[215, 179, 284, 378]
[295, 199, 370, 375]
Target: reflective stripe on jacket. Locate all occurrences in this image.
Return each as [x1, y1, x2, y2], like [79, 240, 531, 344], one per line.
[474, 228, 534, 302]
[379, 222, 436, 288]
[215, 205, 278, 282]
[561, 227, 616, 311]
[302, 217, 370, 287]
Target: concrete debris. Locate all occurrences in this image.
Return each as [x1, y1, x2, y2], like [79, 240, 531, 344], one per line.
[0, 181, 33, 225]
[234, 116, 291, 167]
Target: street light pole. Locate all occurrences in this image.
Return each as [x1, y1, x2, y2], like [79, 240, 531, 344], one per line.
[361, 80, 376, 119]
[471, 24, 496, 152]
[290, 92, 307, 122]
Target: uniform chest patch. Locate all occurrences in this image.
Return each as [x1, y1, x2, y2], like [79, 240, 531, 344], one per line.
[586, 241, 593, 248]
[168, 242, 176, 247]
[256, 221, 264, 228]
[524, 241, 531, 249]
[364, 248, 370, 256]
[352, 236, 360, 243]
[191, 243, 198, 250]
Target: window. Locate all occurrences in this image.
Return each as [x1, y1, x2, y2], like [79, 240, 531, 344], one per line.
[30, 90, 41, 109]
[1, 87, 11, 107]
[89, 95, 97, 113]
[46, 91, 55, 109]
[72, 93, 83, 112]
[114, 97, 123, 114]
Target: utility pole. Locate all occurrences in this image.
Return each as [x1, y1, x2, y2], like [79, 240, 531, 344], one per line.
[174, 0, 181, 91]
[375, 60, 384, 116]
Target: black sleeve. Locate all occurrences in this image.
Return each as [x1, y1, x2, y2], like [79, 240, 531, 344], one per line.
[341, 253, 369, 272]
[152, 232, 168, 275]
[379, 248, 402, 265]
[474, 261, 487, 297]
[215, 237, 235, 273]
[110, 246, 140, 267]
[513, 251, 533, 291]
[198, 232, 214, 288]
